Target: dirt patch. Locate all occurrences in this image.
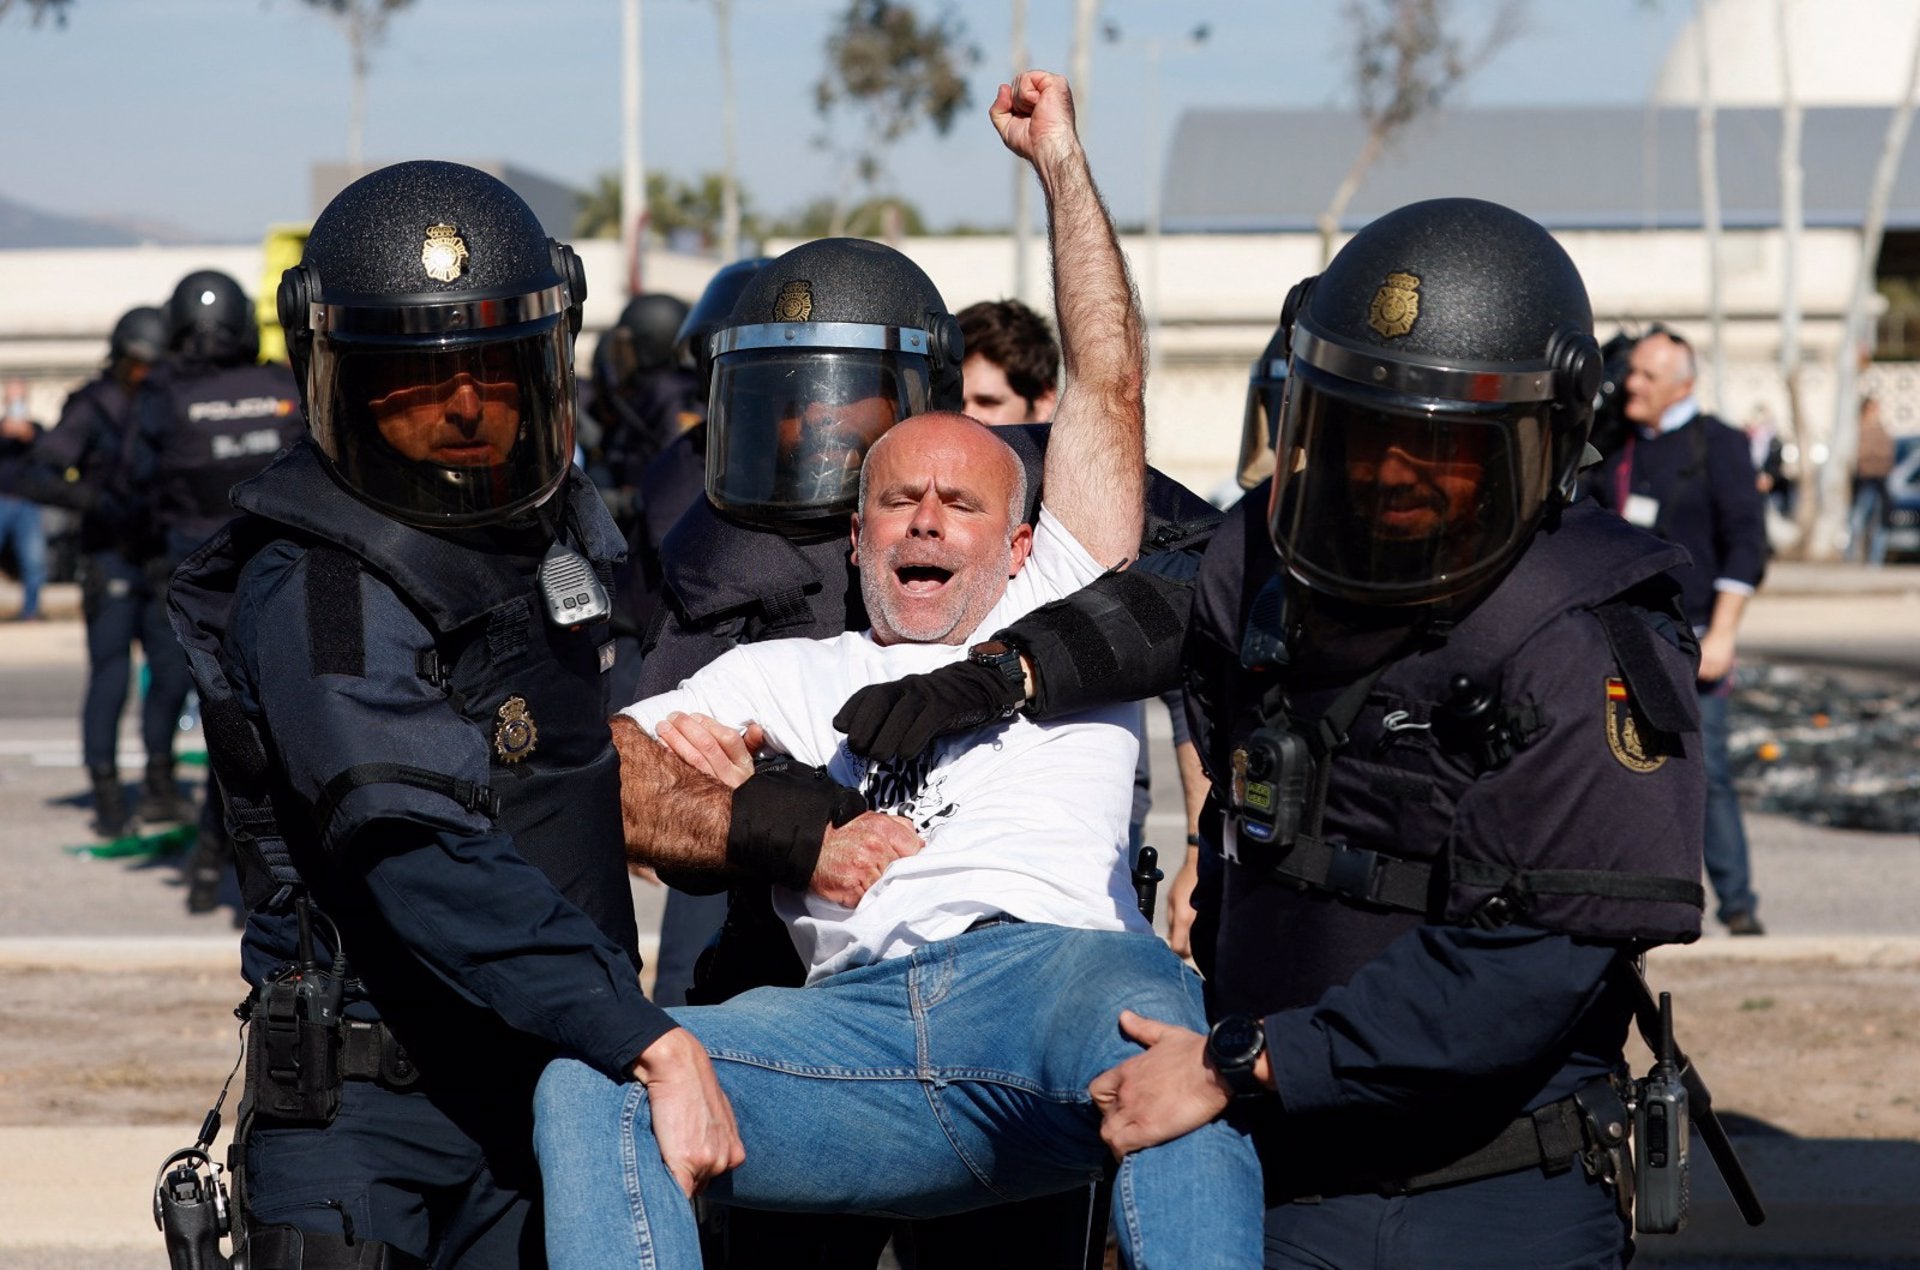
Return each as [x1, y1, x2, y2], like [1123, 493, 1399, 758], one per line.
[4, 955, 1915, 1143]
[1636, 956, 1920, 1141]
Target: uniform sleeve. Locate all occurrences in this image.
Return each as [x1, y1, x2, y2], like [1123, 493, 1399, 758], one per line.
[1263, 925, 1618, 1116]
[233, 547, 674, 1075]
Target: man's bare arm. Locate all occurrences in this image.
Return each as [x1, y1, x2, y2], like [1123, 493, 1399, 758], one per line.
[613, 714, 735, 875]
[992, 70, 1146, 567]
[612, 714, 923, 902]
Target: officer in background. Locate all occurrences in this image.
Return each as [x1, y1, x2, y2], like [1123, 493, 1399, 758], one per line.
[622, 257, 770, 1013]
[19, 306, 178, 837]
[583, 291, 699, 531]
[129, 271, 304, 831]
[841, 199, 1708, 1267]
[167, 161, 735, 1268]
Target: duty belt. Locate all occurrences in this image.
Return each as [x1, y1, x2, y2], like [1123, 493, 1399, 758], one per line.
[339, 1019, 420, 1091]
[1263, 835, 1703, 923]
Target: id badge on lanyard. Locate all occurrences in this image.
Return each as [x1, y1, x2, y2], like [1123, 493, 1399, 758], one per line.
[1615, 433, 1661, 528]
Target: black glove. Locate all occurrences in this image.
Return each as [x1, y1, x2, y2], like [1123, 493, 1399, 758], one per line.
[832, 660, 1023, 763]
[727, 764, 867, 891]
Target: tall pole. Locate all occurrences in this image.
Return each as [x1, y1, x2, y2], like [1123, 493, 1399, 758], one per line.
[621, 0, 645, 295]
[1694, 0, 1726, 411]
[1777, 0, 1813, 550]
[717, 0, 740, 263]
[1011, 0, 1031, 303]
[1820, 14, 1920, 557]
[1144, 37, 1165, 372]
[1070, 0, 1099, 123]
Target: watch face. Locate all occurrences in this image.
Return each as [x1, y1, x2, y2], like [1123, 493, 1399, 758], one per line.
[1210, 1015, 1263, 1065]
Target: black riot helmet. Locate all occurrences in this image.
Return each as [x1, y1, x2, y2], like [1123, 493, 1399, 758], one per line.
[602, 292, 691, 385]
[1236, 323, 1289, 491]
[167, 270, 259, 365]
[675, 256, 772, 382]
[109, 305, 168, 367]
[704, 238, 963, 530]
[278, 160, 589, 528]
[1267, 198, 1603, 608]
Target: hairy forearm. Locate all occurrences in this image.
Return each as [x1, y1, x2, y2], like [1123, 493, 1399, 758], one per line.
[1706, 588, 1748, 641]
[612, 715, 735, 874]
[1035, 132, 1146, 564]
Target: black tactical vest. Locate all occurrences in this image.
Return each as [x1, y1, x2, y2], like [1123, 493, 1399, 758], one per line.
[1193, 499, 1703, 1019]
[172, 441, 639, 971]
[145, 360, 303, 549]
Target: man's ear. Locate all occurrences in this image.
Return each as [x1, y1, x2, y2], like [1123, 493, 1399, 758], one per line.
[1028, 386, 1059, 424]
[848, 513, 861, 566]
[1007, 521, 1034, 577]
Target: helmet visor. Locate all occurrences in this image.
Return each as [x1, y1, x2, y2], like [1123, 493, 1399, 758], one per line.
[706, 347, 931, 522]
[1269, 363, 1553, 605]
[1238, 363, 1287, 491]
[309, 319, 574, 527]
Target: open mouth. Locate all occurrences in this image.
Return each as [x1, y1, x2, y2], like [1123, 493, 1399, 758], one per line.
[894, 564, 954, 596]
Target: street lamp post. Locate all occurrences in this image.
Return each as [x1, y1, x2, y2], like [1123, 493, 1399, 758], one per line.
[1103, 20, 1208, 375]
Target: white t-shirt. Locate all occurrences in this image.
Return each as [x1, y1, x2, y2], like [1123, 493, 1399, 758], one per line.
[623, 508, 1148, 982]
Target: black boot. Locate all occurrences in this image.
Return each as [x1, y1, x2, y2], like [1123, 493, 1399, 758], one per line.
[89, 765, 130, 839]
[137, 757, 190, 824]
[184, 835, 224, 914]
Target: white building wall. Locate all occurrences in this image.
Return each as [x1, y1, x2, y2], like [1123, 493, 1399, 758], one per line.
[0, 227, 1898, 499]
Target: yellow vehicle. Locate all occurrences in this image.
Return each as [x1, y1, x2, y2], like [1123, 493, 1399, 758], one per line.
[257, 223, 311, 365]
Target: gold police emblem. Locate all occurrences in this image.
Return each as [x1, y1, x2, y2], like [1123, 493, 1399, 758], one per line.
[422, 223, 470, 283]
[773, 280, 814, 322]
[1367, 271, 1422, 338]
[1603, 678, 1668, 773]
[494, 696, 538, 763]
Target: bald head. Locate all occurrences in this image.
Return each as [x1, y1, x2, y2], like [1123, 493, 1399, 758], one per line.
[851, 411, 1035, 646]
[1624, 332, 1698, 427]
[859, 412, 1029, 527]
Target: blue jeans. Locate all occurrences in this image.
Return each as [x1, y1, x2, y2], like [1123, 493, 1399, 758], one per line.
[1698, 687, 1757, 921]
[0, 495, 46, 618]
[535, 923, 1263, 1269]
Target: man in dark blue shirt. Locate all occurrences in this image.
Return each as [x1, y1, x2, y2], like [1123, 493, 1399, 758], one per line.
[1589, 327, 1768, 934]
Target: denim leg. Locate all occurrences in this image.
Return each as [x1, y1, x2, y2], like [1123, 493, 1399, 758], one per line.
[1697, 689, 1756, 921]
[918, 925, 1265, 1268]
[535, 1059, 702, 1270]
[1, 499, 46, 616]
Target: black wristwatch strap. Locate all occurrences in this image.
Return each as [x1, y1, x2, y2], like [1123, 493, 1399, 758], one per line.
[966, 638, 1027, 713]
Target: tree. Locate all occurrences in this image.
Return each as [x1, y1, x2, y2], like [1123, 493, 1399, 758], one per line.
[297, 0, 418, 174]
[578, 170, 762, 251]
[766, 195, 926, 242]
[1318, 0, 1524, 264]
[814, 0, 977, 236]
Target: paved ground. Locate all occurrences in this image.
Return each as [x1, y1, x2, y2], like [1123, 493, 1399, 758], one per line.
[1, 565, 1916, 1266]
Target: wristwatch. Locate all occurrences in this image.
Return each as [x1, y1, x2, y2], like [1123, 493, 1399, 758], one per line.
[1206, 1014, 1269, 1098]
[966, 638, 1028, 713]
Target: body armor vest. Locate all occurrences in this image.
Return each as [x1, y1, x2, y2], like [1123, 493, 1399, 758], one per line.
[146, 360, 303, 550]
[171, 441, 639, 971]
[1194, 499, 1703, 1021]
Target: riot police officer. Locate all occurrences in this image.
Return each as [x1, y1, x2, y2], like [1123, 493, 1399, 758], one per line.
[129, 271, 305, 827]
[583, 291, 700, 526]
[839, 199, 1710, 1268]
[167, 160, 735, 1269]
[20, 305, 178, 837]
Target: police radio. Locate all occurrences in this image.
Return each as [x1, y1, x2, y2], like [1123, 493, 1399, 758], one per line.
[537, 541, 612, 629]
[1225, 726, 1313, 862]
[1633, 991, 1691, 1233]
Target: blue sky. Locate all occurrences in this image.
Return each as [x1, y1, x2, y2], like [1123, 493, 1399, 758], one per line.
[0, 0, 1694, 242]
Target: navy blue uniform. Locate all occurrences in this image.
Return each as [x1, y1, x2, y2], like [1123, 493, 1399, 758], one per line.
[1186, 489, 1705, 1268]
[171, 442, 674, 1267]
[24, 375, 192, 775]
